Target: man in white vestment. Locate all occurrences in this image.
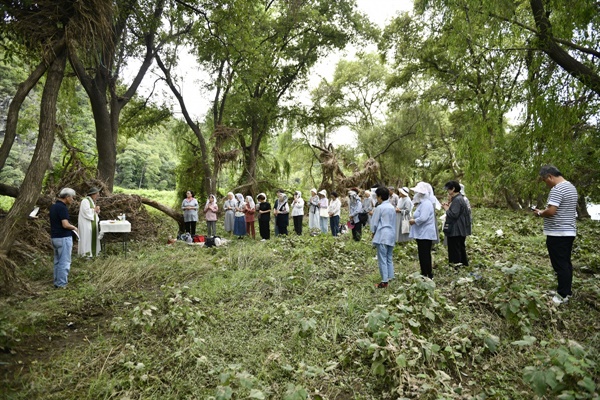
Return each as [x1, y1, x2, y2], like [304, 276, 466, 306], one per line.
[78, 187, 101, 257]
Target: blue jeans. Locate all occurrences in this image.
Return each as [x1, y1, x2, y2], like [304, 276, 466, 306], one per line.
[330, 215, 340, 236]
[376, 243, 394, 282]
[52, 237, 73, 287]
[320, 216, 328, 234]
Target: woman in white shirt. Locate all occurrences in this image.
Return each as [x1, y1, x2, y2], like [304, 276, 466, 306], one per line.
[308, 188, 320, 231]
[318, 190, 329, 234]
[328, 191, 341, 237]
[291, 191, 305, 235]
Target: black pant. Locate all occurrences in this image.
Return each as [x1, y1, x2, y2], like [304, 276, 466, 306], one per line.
[293, 215, 303, 235]
[447, 236, 468, 266]
[259, 219, 270, 240]
[417, 239, 433, 278]
[352, 221, 362, 241]
[185, 221, 197, 236]
[546, 236, 575, 297]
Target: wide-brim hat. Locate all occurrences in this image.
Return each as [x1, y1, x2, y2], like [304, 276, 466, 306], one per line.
[318, 190, 327, 196]
[87, 187, 100, 195]
[398, 187, 409, 196]
[410, 182, 429, 195]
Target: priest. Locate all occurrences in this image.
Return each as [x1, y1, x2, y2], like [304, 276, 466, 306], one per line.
[78, 187, 101, 257]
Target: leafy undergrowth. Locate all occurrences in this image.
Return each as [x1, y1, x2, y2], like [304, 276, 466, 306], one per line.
[1, 208, 599, 399]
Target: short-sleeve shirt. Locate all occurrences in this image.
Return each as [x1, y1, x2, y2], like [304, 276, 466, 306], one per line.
[50, 201, 72, 238]
[543, 180, 577, 237]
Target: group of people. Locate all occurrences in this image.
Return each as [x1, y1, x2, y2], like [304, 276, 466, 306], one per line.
[180, 182, 474, 286]
[50, 164, 577, 303]
[369, 181, 472, 288]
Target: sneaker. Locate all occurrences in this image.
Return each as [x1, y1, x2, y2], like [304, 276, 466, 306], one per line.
[375, 282, 388, 289]
[552, 294, 570, 304]
[260, 239, 266, 242]
[372, 256, 378, 260]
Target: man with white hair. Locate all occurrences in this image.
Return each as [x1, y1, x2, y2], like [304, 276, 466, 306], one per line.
[50, 188, 78, 289]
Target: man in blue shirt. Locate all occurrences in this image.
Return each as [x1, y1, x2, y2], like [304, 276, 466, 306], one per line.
[49, 188, 78, 289]
[370, 187, 397, 288]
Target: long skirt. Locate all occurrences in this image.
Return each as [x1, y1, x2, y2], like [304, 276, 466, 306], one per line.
[233, 215, 246, 236]
[224, 210, 235, 232]
[309, 209, 320, 230]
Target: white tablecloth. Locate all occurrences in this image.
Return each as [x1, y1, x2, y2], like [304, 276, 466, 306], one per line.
[99, 221, 131, 239]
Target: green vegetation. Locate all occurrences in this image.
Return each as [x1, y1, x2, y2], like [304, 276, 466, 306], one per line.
[1, 209, 598, 399]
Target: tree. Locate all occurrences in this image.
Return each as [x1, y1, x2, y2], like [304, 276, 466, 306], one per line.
[69, 0, 167, 191]
[0, 0, 113, 292]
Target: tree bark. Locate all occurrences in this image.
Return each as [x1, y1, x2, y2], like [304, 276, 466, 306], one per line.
[0, 41, 65, 172]
[577, 193, 591, 219]
[0, 50, 67, 294]
[139, 197, 185, 231]
[529, 0, 600, 96]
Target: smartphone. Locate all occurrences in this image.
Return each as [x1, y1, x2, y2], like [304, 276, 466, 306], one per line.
[530, 206, 536, 211]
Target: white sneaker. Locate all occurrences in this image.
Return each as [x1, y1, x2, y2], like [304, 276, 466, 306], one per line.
[260, 239, 266, 242]
[552, 295, 570, 304]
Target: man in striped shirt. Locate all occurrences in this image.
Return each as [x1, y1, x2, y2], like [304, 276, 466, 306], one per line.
[532, 165, 578, 304]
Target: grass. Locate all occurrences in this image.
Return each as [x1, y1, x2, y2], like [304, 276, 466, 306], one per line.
[1, 207, 599, 399]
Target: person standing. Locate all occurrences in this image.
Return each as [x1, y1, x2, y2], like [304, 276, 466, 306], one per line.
[328, 191, 341, 237]
[273, 189, 284, 236]
[275, 192, 290, 235]
[291, 191, 305, 235]
[50, 188, 78, 289]
[371, 187, 397, 288]
[244, 195, 256, 239]
[396, 187, 413, 244]
[256, 193, 271, 241]
[308, 188, 320, 232]
[78, 187, 101, 257]
[409, 182, 438, 279]
[318, 190, 329, 234]
[362, 190, 374, 227]
[182, 190, 199, 236]
[532, 165, 578, 304]
[442, 181, 472, 267]
[348, 189, 363, 241]
[223, 192, 236, 235]
[204, 194, 218, 237]
[233, 193, 247, 238]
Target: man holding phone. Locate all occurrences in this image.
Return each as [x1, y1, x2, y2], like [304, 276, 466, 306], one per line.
[531, 165, 578, 305]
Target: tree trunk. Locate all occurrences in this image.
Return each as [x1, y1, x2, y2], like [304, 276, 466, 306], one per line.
[140, 197, 185, 231]
[503, 190, 521, 210]
[0, 183, 53, 210]
[0, 50, 67, 294]
[0, 41, 64, 172]
[577, 194, 591, 219]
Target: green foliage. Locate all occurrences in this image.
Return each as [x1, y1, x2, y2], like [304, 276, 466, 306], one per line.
[523, 341, 597, 398]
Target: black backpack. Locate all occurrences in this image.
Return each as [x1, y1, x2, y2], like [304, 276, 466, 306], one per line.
[205, 236, 220, 248]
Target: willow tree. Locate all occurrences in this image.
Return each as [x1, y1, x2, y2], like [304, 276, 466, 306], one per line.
[395, 0, 600, 207]
[176, 0, 371, 195]
[0, 0, 113, 292]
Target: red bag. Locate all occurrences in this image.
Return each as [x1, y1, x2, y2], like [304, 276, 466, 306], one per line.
[193, 235, 205, 243]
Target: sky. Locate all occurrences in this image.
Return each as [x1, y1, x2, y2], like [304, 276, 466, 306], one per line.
[129, 0, 414, 145]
